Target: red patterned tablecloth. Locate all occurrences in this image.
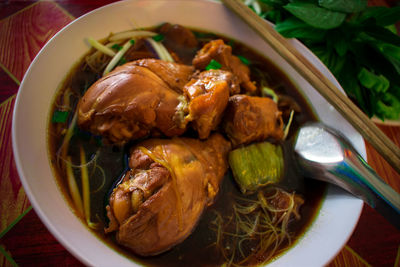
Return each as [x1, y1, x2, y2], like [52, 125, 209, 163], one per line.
[0, 1, 399, 266]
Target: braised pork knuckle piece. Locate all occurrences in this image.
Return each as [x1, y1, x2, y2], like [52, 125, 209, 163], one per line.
[192, 39, 256, 94]
[223, 95, 284, 147]
[77, 59, 194, 144]
[105, 134, 231, 256]
[180, 70, 237, 139]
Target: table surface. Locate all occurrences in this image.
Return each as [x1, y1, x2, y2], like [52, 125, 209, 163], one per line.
[0, 0, 399, 266]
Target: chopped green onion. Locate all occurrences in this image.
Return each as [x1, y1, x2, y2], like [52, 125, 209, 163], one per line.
[227, 39, 235, 47]
[52, 110, 69, 123]
[262, 86, 279, 103]
[130, 39, 135, 45]
[152, 34, 165, 42]
[66, 158, 84, 216]
[80, 146, 90, 222]
[244, 0, 253, 6]
[80, 146, 101, 230]
[59, 111, 78, 162]
[205, 59, 222, 70]
[237, 55, 250, 65]
[283, 110, 295, 140]
[146, 37, 174, 62]
[251, 0, 262, 15]
[111, 44, 123, 51]
[103, 39, 134, 76]
[118, 57, 127, 66]
[87, 37, 116, 57]
[193, 32, 217, 39]
[108, 30, 157, 42]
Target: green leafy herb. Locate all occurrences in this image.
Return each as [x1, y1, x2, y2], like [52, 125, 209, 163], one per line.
[52, 110, 69, 123]
[130, 39, 135, 45]
[376, 92, 400, 120]
[283, 2, 346, 29]
[358, 6, 400, 26]
[152, 34, 165, 42]
[244, 0, 400, 121]
[275, 17, 327, 41]
[376, 43, 400, 73]
[205, 59, 222, 70]
[111, 44, 123, 51]
[358, 68, 389, 94]
[318, 0, 367, 13]
[361, 25, 400, 47]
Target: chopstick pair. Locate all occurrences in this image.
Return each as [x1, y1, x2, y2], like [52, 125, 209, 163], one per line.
[222, 0, 400, 175]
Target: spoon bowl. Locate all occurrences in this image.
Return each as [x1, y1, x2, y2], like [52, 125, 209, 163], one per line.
[293, 122, 400, 229]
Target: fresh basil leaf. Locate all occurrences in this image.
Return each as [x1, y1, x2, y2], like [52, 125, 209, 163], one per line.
[355, 34, 400, 76]
[362, 25, 400, 47]
[386, 56, 400, 75]
[333, 37, 348, 57]
[375, 42, 400, 62]
[390, 85, 400, 104]
[385, 24, 397, 35]
[310, 45, 328, 62]
[264, 9, 284, 23]
[330, 55, 346, 77]
[318, 0, 367, 13]
[349, 42, 400, 86]
[368, 88, 379, 117]
[275, 17, 327, 40]
[310, 45, 329, 63]
[283, 2, 346, 29]
[359, 6, 400, 26]
[311, 45, 346, 77]
[372, 42, 400, 74]
[337, 60, 371, 116]
[325, 27, 350, 57]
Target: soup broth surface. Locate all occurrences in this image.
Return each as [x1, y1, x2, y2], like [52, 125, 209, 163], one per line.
[48, 25, 326, 266]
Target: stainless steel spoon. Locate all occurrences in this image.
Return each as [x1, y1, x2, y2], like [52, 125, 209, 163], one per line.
[293, 122, 400, 229]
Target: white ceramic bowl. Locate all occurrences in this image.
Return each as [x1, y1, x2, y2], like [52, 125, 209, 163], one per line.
[12, 0, 364, 266]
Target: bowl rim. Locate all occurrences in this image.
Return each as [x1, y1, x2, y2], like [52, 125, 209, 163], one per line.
[12, 0, 364, 266]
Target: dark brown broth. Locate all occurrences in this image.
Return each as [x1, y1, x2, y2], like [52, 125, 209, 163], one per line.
[48, 27, 326, 266]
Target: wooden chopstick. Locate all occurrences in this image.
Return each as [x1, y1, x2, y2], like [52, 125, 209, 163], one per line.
[222, 0, 400, 174]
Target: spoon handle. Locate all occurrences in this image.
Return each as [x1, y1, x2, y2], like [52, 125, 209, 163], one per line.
[333, 150, 400, 229]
